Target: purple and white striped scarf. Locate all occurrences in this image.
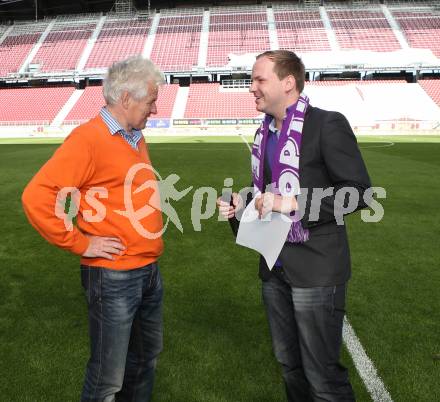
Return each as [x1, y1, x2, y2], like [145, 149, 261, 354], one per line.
[251, 94, 310, 243]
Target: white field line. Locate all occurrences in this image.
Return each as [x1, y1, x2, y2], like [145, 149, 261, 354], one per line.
[237, 134, 396, 150]
[343, 317, 393, 402]
[155, 141, 395, 152]
[359, 141, 395, 149]
[237, 132, 253, 152]
[146, 146, 248, 151]
[236, 133, 397, 150]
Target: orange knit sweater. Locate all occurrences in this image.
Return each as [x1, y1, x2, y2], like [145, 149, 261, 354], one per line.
[22, 115, 164, 269]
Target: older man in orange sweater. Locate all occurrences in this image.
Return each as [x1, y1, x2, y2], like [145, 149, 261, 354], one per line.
[22, 56, 165, 402]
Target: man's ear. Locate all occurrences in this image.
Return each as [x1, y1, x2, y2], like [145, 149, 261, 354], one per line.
[285, 75, 297, 93]
[121, 91, 131, 109]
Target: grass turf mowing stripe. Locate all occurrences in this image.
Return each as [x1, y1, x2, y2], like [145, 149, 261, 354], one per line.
[344, 317, 393, 402]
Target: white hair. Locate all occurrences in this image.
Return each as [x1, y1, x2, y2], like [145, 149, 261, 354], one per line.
[103, 55, 165, 105]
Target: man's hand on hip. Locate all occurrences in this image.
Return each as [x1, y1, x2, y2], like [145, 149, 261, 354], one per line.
[82, 236, 125, 260]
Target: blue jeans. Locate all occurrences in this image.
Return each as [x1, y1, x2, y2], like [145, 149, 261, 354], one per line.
[80, 262, 163, 402]
[262, 272, 355, 402]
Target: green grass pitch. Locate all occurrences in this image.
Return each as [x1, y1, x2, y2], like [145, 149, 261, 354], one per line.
[0, 135, 439, 401]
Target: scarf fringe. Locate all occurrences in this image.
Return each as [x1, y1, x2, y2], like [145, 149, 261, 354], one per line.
[287, 221, 309, 243]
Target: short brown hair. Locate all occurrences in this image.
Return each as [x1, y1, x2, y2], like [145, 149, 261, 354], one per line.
[256, 50, 305, 93]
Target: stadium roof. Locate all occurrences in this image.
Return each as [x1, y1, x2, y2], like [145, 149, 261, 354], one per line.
[4, 1, 368, 23]
[0, 1, 147, 21]
[0, 0, 221, 22]
[0, 0, 287, 22]
[0, 1, 372, 23]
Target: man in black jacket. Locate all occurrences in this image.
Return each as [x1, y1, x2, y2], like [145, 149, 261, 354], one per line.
[217, 50, 371, 401]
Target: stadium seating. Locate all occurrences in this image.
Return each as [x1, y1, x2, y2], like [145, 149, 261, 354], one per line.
[153, 84, 179, 118]
[0, 26, 45, 76]
[0, 87, 74, 123]
[207, 7, 269, 67]
[32, 21, 97, 72]
[2, 3, 440, 76]
[0, 79, 438, 128]
[307, 80, 407, 86]
[393, 10, 440, 57]
[65, 84, 179, 123]
[184, 83, 258, 118]
[64, 85, 104, 123]
[85, 17, 151, 69]
[274, 7, 331, 52]
[327, 9, 401, 52]
[304, 80, 440, 128]
[0, 3, 439, 131]
[419, 79, 440, 107]
[150, 13, 203, 71]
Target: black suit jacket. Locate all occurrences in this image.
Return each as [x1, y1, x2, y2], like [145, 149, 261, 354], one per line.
[230, 106, 371, 287]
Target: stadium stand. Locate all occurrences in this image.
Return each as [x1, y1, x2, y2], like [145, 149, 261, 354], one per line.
[0, 1, 439, 134]
[85, 16, 151, 69]
[307, 80, 407, 86]
[304, 80, 440, 129]
[153, 84, 179, 118]
[206, 5, 270, 67]
[327, 9, 401, 52]
[31, 18, 97, 72]
[273, 5, 331, 52]
[150, 9, 203, 71]
[0, 87, 74, 123]
[64, 86, 104, 123]
[0, 22, 47, 76]
[419, 79, 440, 107]
[65, 84, 179, 123]
[392, 9, 440, 57]
[1, 3, 439, 76]
[1, 79, 437, 130]
[184, 83, 259, 118]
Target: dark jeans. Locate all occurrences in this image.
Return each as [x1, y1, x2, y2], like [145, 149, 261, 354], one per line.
[262, 272, 355, 402]
[80, 262, 163, 402]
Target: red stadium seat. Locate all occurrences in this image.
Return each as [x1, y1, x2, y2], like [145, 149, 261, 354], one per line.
[327, 9, 401, 52]
[0, 32, 42, 76]
[150, 14, 203, 71]
[65, 84, 179, 123]
[274, 10, 331, 52]
[85, 18, 151, 69]
[207, 11, 270, 67]
[0, 87, 74, 123]
[393, 10, 440, 57]
[419, 79, 440, 107]
[184, 83, 258, 118]
[32, 22, 96, 72]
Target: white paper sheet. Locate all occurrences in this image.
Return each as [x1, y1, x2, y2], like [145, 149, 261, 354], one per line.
[236, 198, 292, 270]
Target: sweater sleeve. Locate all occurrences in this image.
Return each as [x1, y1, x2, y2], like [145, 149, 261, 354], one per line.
[22, 130, 95, 255]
